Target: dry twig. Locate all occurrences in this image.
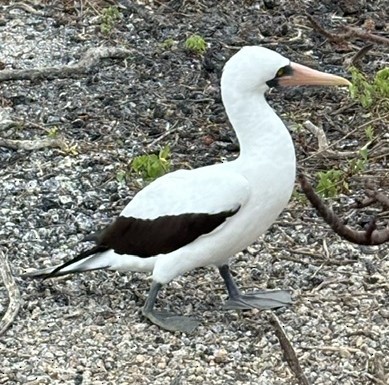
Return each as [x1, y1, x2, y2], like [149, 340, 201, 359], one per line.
[0, 46, 133, 82]
[349, 44, 374, 67]
[0, 249, 22, 336]
[299, 174, 389, 245]
[301, 345, 360, 354]
[7, 2, 43, 15]
[303, 120, 329, 151]
[366, 188, 389, 210]
[305, 13, 344, 43]
[303, 120, 364, 159]
[146, 123, 180, 148]
[0, 137, 65, 151]
[363, 373, 386, 385]
[268, 312, 311, 385]
[343, 26, 389, 46]
[305, 13, 389, 46]
[302, 120, 389, 161]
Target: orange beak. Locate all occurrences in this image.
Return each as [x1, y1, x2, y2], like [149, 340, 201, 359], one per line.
[278, 62, 351, 87]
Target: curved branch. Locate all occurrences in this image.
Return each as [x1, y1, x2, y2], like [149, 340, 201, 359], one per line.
[305, 13, 389, 46]
[0, 137, 65, 151]
[366, 190, 389, 210]
[0, 46, 133, 82]
[299, 174, 389, 245]
[0, 249, 22, 336]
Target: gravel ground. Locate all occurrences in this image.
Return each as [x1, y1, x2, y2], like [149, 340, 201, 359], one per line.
[0, 1, 388, 384]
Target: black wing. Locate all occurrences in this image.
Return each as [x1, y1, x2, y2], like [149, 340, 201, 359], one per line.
[98, 208, 240, 257]
[45, 207, 239, 278]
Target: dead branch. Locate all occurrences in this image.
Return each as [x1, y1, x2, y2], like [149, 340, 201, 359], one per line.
[370, 353, 387, 385]
[0, 120, 19, 131]
[303, 120, 363, 159]
[299, 174, 389, 245]
[303, 120, 329, 151]
[305, 13, 389, 46]
[7, 2, 43, 15]
[366, 189, 389, 210]
[352, 196, 377, 209]
[0, 137, 65, 151]
[363, 373, 387, 385]
[302, 120, 389, 161]
[305, 13, 344, 43]
[146, 123, 180, 148]
[349, 44, 374, 67]
[268, 312, 311, 385]
[0, 46, 133, 82]
[343, 26, 389, 46]
[301, 345, 360, 354]
[375, 192, 389, 209]
[0, 249, 22, 336]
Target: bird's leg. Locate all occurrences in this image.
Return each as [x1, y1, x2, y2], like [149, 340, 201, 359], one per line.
[142, 281, 200, 333]
[218, 264, 292, 310]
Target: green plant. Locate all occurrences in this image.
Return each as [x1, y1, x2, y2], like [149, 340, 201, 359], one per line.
[116, 169, 127, 184]
[184, 34, 207, 55]
[60, 142, 79, 156]
[364, 125, 375, 142]
[348, 148, 369, 174]
[47, 127, 59, 138]
[374, 67, 389, 97]
[100, 6, 121, 35]
[316, 169, 347, 198]
[316, 148, 370, 198]
[314, 68, 387, 199]
[292, 190, 308, 205]
[349, 66, 389, 109]
[162, 38, 175, 50]
[131, 145, 171, 181]
[291, 122, 304, 133]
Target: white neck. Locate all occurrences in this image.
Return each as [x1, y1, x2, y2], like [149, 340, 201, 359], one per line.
[221, 84, 295, 166]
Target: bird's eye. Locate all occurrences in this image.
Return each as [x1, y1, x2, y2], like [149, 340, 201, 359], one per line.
[276, 68, 285, 77]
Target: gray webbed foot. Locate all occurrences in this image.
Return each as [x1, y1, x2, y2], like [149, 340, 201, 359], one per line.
[218, 264, 292, 311]
[142, 281, 200, 333]
[142, 309, 199, 333]
[224, 290, 292, 310]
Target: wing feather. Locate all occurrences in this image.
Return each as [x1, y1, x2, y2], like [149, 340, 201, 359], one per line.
[41, 166, 250, 277]
[122, 165, 250, 219]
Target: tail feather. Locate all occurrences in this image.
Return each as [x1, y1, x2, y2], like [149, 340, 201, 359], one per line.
[46, 245, 109, 278]
[21, 265, 61, 279]
[23, 245, 110, 279]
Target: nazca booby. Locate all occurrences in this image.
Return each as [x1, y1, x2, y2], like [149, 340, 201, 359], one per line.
[30, 47, 350, 332]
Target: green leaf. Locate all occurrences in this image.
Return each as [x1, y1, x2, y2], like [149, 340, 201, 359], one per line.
[374, 68, 389, 98]
[316, 169, 345, 198]
[116, 169, 127, 183]
[159, 145, 171, 162]
[184, 34, 207, 55]
[349, 66, 389, 110]
[364, 125, 374, 142]
[131, 146, 171, 181]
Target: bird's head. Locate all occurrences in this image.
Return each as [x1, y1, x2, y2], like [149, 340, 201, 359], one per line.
[221, 46, 351, 94]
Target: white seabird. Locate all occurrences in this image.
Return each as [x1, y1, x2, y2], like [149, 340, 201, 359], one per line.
[31, 46, 350, 332]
